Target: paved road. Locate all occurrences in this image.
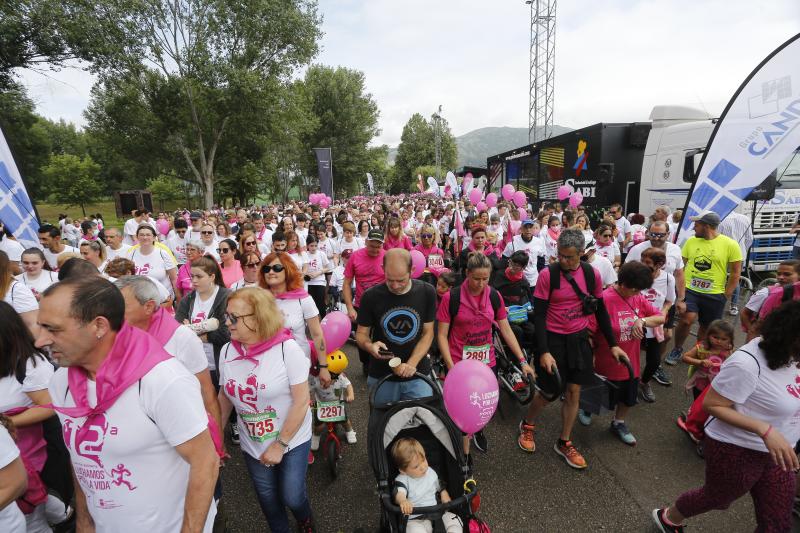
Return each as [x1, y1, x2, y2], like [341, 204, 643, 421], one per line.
[221, 318, 798, 532]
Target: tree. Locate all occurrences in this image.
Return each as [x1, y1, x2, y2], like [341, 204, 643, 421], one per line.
[298, 65, 381, 197]
[146, 173, 183, 210]
[41, 153, 103, 216]
[393, 112, 457, 188]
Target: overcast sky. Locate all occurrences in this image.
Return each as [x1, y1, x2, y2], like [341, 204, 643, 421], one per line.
[18, 0, 800, 148]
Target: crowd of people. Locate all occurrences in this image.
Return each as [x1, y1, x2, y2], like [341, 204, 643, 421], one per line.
[0, 191, 798, 533]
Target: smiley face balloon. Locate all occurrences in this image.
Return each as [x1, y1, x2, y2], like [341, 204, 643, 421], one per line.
[326, 350, 349, 375]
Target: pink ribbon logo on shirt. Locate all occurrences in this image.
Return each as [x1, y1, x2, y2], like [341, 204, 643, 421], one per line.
[63, 416, 110, 468]
[225, 372, 260, 411]
[136, 263, 151, 276]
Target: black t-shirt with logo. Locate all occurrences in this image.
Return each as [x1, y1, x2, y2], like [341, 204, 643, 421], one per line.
[357, 280, 436, 379]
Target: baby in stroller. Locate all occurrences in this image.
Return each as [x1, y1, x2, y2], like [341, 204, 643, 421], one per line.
[392, 438, 462, 533]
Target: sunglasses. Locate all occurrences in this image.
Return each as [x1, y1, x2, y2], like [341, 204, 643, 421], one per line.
[176, 229, 186, 233]
[223, 312, 254, 325]
[649, 232, 667, 238]
[244, 262, 260, 268]
[201, 231, 214, 235]
[421, 233, 433, 238]
[261, 264, 285, 274]
[244, 241, 256, 246]
[217, 248, 231, 254]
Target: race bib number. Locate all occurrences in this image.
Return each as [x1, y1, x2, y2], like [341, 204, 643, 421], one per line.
[316, 400, 346, 423]
[427, 254, 444, 269]
[690, 277, 713, 292]
[240, 410, 278, 442]
[463, 344, 491, 364]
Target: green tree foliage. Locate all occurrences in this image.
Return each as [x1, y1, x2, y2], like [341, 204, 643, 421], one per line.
[393, 112, 457, 189]
[146, 173, 184, 210]
[298, 65, 381, 197]
[41, 153, 103, 216]
[0, 83, 50, 197]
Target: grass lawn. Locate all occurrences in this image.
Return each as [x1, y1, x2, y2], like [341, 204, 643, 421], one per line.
[35, 199, 186, 227]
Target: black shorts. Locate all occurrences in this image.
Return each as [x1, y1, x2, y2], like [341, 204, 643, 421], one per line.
[535, 329, 595, 394]
[684, 290, 727, 326]
[607, 378, 639, 409]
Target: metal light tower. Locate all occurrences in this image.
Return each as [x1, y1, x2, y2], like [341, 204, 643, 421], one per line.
[433, 105, 443, 180]
[526, 0, 557, 144]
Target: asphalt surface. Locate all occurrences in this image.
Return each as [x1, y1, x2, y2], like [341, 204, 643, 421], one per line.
[221, 316, 799, 533]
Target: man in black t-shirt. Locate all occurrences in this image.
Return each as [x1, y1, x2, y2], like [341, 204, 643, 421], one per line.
[356, 248, 436, 405]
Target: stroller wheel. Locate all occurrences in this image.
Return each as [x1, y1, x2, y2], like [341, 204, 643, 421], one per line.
[326, 439, 339, 479]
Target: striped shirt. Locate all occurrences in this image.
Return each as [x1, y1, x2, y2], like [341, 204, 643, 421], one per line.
[718, 211, 753, 261]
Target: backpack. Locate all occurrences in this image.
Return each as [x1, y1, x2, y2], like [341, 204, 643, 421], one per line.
[546, 262, 596, 296]
[447, 286, 502, 338]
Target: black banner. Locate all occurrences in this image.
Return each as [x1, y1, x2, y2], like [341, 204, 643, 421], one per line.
[313, 148, 333, 200]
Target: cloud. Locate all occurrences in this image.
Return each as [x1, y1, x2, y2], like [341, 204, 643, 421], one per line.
[16, 0, 800, 150]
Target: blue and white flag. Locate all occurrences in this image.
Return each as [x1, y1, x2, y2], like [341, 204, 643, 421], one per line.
[680, 33, 800, 234]
[0, 126, 40, 247]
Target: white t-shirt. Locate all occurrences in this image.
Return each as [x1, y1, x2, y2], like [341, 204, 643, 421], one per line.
[202, 243, 220, 262]
[0, 425, 25, 532]
[287, 252, 304, 271]
[309, 373, 351, 403]
[745, 286, 771, 314]
[705, 338, 800, 453]
[42, 245, 78, 271]
[123, 218, 140, 245]
[296, 227, 309, 244]
[106, 243, 132, 262]
[588, 254, 618, 287]
[191, 287, 219, 370]
[303, 251, 330, 287]
[640, 270, 675, 338]
[15, 270, 58, 300]
[395, 466, 440, 518]
[275, 296, 319, 360]
[0, 237, 24, 263]
[595, 241, 620, 264]
[543, 232, 559, 262]
[502, 235, 546, 286]
[0, 354, 53, 413]
[164, 325, 210, 375]
[218, 340, 312, 459]
[318, 238, 336, 261]
[127, 247, 177, 296]
[331, 266, 346, 291]
[230, 279, 258, 290]
[3, 280, 38, 314]
[614, 216, 631, 244]
[625, 241, 684, 275]
[166, 235, 188, 265]
[334, 237, 364, 255]
[49, 359, 215, 533]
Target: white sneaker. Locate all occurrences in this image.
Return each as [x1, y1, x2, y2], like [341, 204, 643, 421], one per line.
[346, 430, 357, 444]
[311, 434, 320, 451]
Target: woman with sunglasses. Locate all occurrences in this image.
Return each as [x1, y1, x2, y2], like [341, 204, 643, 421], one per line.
[594, 221, 622, 270]
[259, 253, 330, 382]
[176, 240, 206, 299]
[231, 251, 262, 290]
[218, 238, 244, 288]
[238, 230, 269, 258]
[200, 223, 220, 260]
[414, 224, 445, 282]
[127, 225, 179, 299]
[217, 287, 316, 532]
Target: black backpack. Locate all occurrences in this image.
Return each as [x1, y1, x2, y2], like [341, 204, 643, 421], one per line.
[547, 262, 596, 296]
[447, 286, 502, 338]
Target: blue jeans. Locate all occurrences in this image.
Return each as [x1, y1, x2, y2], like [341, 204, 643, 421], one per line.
[367, 376, 433, 406]
[731, 284, 740, 307]
[243, 440, 312, 532]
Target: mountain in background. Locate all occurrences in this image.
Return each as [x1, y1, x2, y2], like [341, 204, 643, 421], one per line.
[387, 125, 573, 168]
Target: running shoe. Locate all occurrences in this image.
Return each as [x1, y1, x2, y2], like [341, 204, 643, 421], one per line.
[652, 508, 684, 532]
[472, 430, 488, 453]
[230, 424, 240, 445]
[517, 421, 535, 453]
[611, 421, 637, 446]
[729, 305, 739, 316]
[676, 413, 700, 444]
[346, 430, 357, 444]
[664, 347, 683, 366]
[554, 440, 587, 469]
[311, 433, 320, 451]
[639, 382, 655, 403]
[578, 409, 592, 426]
[653, 366, 673, 386]
[298, 516, 317, 533]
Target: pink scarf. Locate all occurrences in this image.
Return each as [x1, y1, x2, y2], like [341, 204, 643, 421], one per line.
[229, 328, 293, 364]
[547, 226, 561, 242]
[468, 239, 496, 258]
[148, 306, 181, 344]
[273, 288, 310, 300]
[414, 243, 443, 259]
[459, 283, 497, 326]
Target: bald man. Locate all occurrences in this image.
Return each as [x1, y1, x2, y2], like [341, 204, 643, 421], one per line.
[355, 248, 437, 405]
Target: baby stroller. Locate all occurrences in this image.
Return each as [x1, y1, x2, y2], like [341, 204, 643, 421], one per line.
[368, 373, 480, 533]
[578, 356, 634, 416]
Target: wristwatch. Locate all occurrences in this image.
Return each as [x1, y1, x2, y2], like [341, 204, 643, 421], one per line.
[277, 438, 290, 450]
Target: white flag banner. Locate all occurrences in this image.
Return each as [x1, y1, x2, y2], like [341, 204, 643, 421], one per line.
[366, 172, 374, 194]
[681, 33, 800, 233]
[0, 126, 39, 247]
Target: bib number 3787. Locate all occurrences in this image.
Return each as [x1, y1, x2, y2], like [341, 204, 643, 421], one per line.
[690, 277, 712, 291]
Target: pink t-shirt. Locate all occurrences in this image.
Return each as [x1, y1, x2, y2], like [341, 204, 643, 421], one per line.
[533, 266, 603, 334]
[758, 282, 800, 320]
[343, 247, 385, 307]
[384, 235, 412, 251]
[436, 286, 508, 367]
[592, 287, 660, 380]
[220, 262, 244, 288]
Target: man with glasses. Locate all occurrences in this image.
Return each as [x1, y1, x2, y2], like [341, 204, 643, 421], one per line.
[102, 227, 131, 261]
[167, 218, 190, 267]
[624, 220, 685, 385]
[664, 211, 741, 366]
[188, 211, 204, 241]
[518, 229, 626, 469]
[609, 203, 632, 258]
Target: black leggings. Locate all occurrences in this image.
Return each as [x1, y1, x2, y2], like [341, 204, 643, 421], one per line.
[308, 285, 326, 320]
[641, 337, 663, 384]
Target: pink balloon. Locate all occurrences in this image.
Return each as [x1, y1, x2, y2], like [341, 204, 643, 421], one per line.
[320, 311, 351, 353]
[319, 198, 330, 209]
[557, 185, 572, 201]
[309, 193, 317, 203]
[485, 192, 498, 208]
[513, 191, 527, 208]
[568, 192, 584, 208]
[477, 201, 487, 212]
[410, 250, 426, 279]
[517, 208, 527, 220]
[501, 184, 515, 201]
[510, 220, 521, 234]
[156, 219, 169, 236]
[468, 188, 482, 205]
[444, 184, 452, 197]
[443, 359, 499, 435]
